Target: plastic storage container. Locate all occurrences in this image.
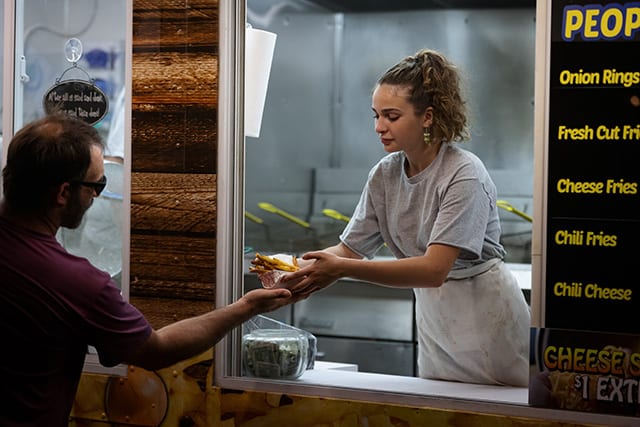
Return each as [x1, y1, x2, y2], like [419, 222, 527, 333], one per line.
[242, 328, 309, 379]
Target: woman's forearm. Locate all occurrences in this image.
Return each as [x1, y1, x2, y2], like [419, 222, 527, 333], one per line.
[336, 243, 460, 288]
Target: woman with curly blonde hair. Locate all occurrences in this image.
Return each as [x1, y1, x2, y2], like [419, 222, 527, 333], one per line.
[285, 49, 531, 386]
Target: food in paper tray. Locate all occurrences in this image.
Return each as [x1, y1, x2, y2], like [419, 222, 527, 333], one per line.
[242, 329, 309, 379]
[250, 253, 300, 272]
[249, 253, 300, 288]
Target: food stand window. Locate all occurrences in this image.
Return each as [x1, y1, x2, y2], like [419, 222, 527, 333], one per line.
[215, 1, 636, 425]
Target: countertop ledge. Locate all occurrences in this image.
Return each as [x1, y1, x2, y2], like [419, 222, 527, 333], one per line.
[223, 368, 637, 427]
[300, 367, 529, 405]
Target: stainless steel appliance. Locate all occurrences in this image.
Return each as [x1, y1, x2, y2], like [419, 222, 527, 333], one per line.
[293, 279, 416, 376]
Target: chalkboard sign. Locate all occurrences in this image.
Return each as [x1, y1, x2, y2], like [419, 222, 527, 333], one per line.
[43, 79, 109, 125]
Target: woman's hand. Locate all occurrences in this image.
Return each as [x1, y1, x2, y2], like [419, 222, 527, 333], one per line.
[279, 250, 345, 298]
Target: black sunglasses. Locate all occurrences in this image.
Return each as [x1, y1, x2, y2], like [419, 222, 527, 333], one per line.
[72, 175, 107, 196]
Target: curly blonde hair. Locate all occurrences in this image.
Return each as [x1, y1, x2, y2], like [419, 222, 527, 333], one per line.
[377, 48, 470, 143]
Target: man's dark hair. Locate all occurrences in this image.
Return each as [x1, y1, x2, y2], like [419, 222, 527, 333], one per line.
[2, 113, 104, 214]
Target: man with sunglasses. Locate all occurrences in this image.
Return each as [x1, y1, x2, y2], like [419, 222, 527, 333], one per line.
[0, 114, 297, 427]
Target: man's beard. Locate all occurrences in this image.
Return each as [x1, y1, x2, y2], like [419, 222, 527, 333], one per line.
[61, 191, 92, 229]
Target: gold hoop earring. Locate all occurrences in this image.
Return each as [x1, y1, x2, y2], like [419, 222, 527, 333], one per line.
[423, 129, 432, 145]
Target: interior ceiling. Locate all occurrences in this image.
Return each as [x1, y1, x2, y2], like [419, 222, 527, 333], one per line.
[306, 0, 535, 12]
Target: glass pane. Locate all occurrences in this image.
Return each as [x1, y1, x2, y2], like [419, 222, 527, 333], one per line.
[14, 0, 127, 286]
[243, 0, 535, 378]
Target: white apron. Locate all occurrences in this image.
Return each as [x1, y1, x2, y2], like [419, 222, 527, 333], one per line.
[414, 260, 530, 386]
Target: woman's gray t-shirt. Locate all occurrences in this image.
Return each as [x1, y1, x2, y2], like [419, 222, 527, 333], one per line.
[340, 143, 505, 279]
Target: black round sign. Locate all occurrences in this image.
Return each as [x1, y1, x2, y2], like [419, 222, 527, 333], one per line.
[43, 79, 109, 125]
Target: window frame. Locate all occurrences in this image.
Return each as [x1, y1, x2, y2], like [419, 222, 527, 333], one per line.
[213, 1, 631, 426]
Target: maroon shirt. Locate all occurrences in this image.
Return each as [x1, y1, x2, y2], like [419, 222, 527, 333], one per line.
[0, 216, 152, 426]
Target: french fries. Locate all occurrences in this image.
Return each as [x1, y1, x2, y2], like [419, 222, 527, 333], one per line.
[250, 253, 300, 273]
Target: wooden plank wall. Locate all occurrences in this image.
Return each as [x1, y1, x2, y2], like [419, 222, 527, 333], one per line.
[70, 3, 220, 424]
[130, 0, 218, 329]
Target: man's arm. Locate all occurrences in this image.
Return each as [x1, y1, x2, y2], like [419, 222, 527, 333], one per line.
[126, 287, 294, 371]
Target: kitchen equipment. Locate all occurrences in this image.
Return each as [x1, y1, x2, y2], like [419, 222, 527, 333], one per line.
[497, 199, 533, 222]
[256, 202, 322, 251]
[322, 208, 389, 249]
[245, 211, 272, 244]
[258, 202, 311, 228]
[322, 208, 350, 223]
[244, 211, 264, 224]
[294, 278, 417, 376]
